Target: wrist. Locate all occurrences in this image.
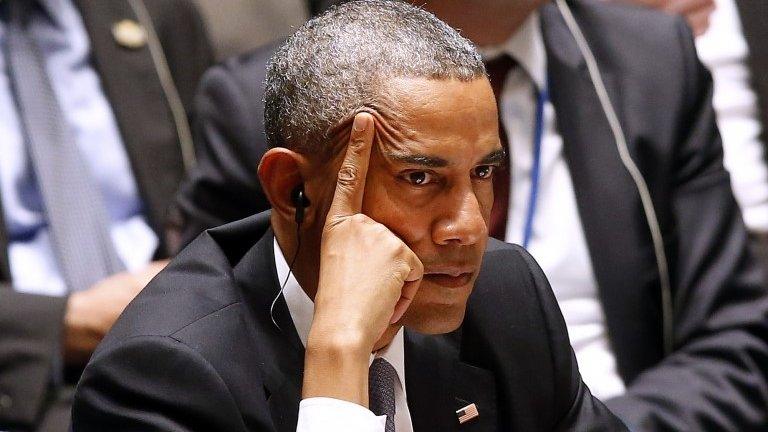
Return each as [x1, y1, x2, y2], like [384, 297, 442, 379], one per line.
[63, 293, 99, 365]
[307, 319, 372, 355]
[303, 326, 371, 406]
[64, 292, 87, 333]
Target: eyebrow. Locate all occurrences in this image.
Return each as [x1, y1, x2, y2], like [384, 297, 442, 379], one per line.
[384, 148, 506, 168]
[385, 153, 449, 167]
[480, 148, 507, 166]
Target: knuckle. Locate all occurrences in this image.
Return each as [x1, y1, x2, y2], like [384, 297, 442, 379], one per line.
[378, 224, 394, 237]
[349, 137, 366, 152]
[336, 164, 359, 187]
[395, 242, 407, 255]
[388, 238, 404, 255]
[395, 259, 411, 277]
[411, 254, 423, 270]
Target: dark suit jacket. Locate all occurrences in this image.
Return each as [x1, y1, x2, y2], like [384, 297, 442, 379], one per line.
[72, 211, 627, 431]
[0, 1, 213, 430]
[735, 0, 768, 148]
[174, 1, 768, 430]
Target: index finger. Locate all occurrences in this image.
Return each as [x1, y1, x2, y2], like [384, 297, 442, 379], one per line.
[327, 112, 376, 220]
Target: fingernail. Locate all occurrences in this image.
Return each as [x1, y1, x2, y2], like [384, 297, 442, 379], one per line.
[390, 308, 404, 324]
[352, 113, 369, 133]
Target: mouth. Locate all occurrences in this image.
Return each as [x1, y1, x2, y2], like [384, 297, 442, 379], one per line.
[423, 267, 475, 288]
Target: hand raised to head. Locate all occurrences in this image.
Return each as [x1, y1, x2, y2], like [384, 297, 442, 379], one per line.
[318, 111, 423, 336]
[325, 112, 376, 225]
[303, 112, 423, 406]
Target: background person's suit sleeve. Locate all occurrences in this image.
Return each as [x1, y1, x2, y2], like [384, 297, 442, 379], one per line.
[604, 18, 768, 431]
[0, 288, 67, 429]
[173, 48, 275, 250]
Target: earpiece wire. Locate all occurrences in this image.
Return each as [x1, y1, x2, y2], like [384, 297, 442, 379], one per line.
[270, 222, 302, 331]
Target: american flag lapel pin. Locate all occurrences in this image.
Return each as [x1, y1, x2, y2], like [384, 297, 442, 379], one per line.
[456, 403, 479, 424]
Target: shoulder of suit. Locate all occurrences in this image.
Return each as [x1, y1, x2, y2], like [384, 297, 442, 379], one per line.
[196, 42, 278, 114]
[98, 232, 247, 351]
[102, 212, 272, 342]
[483, 238, 529, 260]
[559, 0, 686, 47]
[566, 0, 680, 26]
[546, 0, 694, 86]
[480, 240, 538, 283]
[479, 239, 548, 293]
[204, 40, 281, 88]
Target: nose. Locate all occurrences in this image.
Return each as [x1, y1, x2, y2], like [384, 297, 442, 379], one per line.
[432, 187, 487, 246]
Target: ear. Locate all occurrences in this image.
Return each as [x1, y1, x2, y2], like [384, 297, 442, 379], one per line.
[258, 148, 306, 224]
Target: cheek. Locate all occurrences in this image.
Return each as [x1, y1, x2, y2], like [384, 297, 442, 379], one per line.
[362, 171, 432, 246]
[474, 181, 495, 221]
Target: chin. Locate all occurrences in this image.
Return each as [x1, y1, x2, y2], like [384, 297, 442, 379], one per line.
[403, 307, 466, 334]
[402, 299, 468, 334]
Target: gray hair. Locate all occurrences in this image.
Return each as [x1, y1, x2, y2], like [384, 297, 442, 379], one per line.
[264, 0, 486, 156]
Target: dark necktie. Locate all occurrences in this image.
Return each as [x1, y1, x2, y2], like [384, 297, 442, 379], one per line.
[5, 0, 125, 291]
[369, 358, 397, 432]
[486, 54, 517, 241]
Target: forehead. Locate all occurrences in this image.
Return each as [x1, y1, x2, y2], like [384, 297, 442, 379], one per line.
[377, 77, 499, 160]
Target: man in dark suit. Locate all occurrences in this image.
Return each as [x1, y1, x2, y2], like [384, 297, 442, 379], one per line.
[0, 1, 212, 431]
[174, 0, 768, 430]
[73, 2, 627, 430]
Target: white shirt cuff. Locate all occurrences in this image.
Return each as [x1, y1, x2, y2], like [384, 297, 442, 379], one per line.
[296, 397, 386, 432]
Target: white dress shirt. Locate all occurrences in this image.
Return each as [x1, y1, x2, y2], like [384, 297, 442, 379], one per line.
[481, 13, 626, 400]
[274, 239, 414, 432]
[695, 0, 768, 233]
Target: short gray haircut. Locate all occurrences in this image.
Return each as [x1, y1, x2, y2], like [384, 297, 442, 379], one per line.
[264, 0, 486, 156]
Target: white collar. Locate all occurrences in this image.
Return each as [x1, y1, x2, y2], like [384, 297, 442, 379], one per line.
[478, 12, 547, 91]
[273, 238, 408, 394]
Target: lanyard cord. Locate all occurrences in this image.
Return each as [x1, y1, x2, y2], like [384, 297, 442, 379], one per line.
[521, 87, 548, 249]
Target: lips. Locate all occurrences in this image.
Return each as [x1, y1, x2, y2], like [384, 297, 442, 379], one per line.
[423, 266, 475, 288]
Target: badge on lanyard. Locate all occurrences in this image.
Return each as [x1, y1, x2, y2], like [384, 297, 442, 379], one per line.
[112, 19, 147, 49]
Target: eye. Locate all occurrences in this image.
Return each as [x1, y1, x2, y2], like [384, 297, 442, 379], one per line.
[401, 170, 436, 186]
[473, 165, 495, 180]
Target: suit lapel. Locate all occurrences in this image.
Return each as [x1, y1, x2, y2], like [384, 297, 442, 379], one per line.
[233, 227, 304, 432]
[451, 361, 498, 432]
[405, 330, 497, 432]
[540, 3, 663, 380]
[0, 196, 9, 282]
[71, 0, 184, 252]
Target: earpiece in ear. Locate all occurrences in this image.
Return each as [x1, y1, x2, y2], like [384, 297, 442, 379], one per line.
[291, 185, 311, 225]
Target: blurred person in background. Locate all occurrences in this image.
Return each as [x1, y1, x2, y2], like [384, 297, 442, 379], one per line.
[175, 0, 768, 430]
[0, 1, 212, 431]
[193, 0, 308, 61]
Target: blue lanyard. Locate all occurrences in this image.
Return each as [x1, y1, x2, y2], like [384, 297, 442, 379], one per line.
[521, 87, 548, 249]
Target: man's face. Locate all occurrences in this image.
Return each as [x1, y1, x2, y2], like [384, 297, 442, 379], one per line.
[309, 77, 501, 334]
